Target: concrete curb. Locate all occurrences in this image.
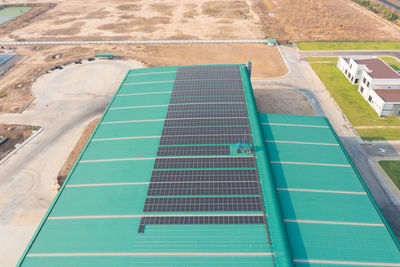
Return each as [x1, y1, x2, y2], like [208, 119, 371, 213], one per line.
[0, 126, 44, 165]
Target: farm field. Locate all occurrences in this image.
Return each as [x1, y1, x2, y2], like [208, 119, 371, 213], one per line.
[298, 41, 400, 50]
[379, 161, 400, 189]
[309, 57, 400, 140]
[257, 0, 400, 41]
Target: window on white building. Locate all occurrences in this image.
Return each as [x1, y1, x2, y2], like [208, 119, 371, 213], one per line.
[363, 77, 366, 84]
[368, 96, 372, 102]
[360, 87, 364, 93]
[355, 79, 359, 84]
[367, 81, 370, 87]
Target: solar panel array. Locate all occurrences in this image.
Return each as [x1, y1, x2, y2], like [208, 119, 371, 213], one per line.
[139, 65, 265, 233]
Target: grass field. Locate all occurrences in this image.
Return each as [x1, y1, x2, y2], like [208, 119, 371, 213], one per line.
[379, 56, 400, 71]
[379, 161, 400, 189]
[357, 128, 400, 140]
[306, 57, 338, 62]
[310, 62, 400, 126]
[298, 42, 400, 50]
[310, 60, 400, 140]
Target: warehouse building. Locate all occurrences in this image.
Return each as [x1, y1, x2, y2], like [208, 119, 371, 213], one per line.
[18, 65, 400, 266]
[338, 56, 400, 116]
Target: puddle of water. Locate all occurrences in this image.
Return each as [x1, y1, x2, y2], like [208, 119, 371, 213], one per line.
[0, 6, 32, 25]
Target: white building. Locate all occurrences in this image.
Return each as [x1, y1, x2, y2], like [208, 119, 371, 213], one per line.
[337, 57, 400, 116]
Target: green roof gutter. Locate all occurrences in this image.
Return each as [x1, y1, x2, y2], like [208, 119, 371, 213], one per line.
[240, 65, 293, 266]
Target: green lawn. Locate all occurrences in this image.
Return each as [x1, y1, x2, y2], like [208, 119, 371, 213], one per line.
[310, 62, 400, 127]
[0, 6, 32, 25]
[380, 56, 400, 71]
[357, 128, 400, 140]
[379, 161, 400, 189]
[298, 42, 400, 51]
[306, 57, 338, 62]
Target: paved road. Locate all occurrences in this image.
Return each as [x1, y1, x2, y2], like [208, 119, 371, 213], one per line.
[0, 39, 272, 46]
[300, 50, 400, 59]
[378, 0, 400, 11]
[255, 46, 400, 242]
[0, 59, 143, 266]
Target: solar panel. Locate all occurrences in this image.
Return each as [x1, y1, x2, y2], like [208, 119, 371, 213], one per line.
[168, 103, 245, 111]
[171, 90, 243, 97]
[143, 196, 262, 212]
[153, 157, 255, 169]
[164, 118, 248, 127]
[157, 145, 229, 156]
[147, 181, 260, 196]
[159, 135, 250, 145]
[140, 216, 264, 225]
[150, 169, 258, 182]
[166, 111, 247, 119]
[162, 126, 249, 136]
[170, 96, 244, 104]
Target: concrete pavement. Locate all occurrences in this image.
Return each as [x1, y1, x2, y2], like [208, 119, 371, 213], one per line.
[0, 59, 143, 266]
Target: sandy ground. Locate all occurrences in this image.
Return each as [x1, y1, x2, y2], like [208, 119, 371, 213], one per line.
[0, 124, 33, 160]
[0, 59, 143, 266]
[255, 0, 400, 41]
[2, 0, 264, 41]
[254, 89, 315, 115]
[57, 117, 99, 186]
[0, 44, 287, 113]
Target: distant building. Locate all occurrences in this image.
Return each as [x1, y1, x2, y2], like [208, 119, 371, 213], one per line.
[337, 56, 400, 116]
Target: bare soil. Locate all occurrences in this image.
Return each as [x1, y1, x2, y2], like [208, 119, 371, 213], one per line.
[254, 89, 315, 115]
[0, 124, 33, 160]
[2, 0, 263, 41]
[0, 44, 286, 113]
[254, 0, 400, 41]
[57, 117, 100, 186]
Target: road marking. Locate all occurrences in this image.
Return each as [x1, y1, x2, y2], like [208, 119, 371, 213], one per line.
[67, 182, 149, 187]
[92, 136, 160, 141]
[110, 105, 168, 110]
[27, 252, 274, 257]
[128, 71, 176, 76]
[261, 123, 329, 128]
[276, 188, 366, 195]
[124, 81, 174, 85]
[48, 214, 264, 220]
[284, 219, 384, 227]
[102, 119, 165, 124]
[265, 140, 338, 146]
[117, 91, 171, 96]
[270, 161, 351, 167]
[293, 259, 400, 266]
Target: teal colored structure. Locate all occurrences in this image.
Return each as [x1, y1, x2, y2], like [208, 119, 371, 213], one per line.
[95, 53, 114, 58]
[17, 65, 400, 266]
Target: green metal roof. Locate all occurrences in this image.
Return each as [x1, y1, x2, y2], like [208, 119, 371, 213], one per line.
[260, 113, 400, 266]
[17, 65, 399, 266]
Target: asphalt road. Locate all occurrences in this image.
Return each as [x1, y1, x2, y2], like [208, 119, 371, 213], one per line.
[300, 50, 400, 59]
[256, 46, 400, 242]
[0, 59, 143, 266]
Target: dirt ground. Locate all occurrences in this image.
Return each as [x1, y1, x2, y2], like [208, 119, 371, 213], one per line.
[254, 89, 315, 115]
[0, 124, 33, 160]
[1, 0, 264, 41]
[255, 0, 400, 41]
[57, 117, 99, 186]
[0, 43, 287, 113]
